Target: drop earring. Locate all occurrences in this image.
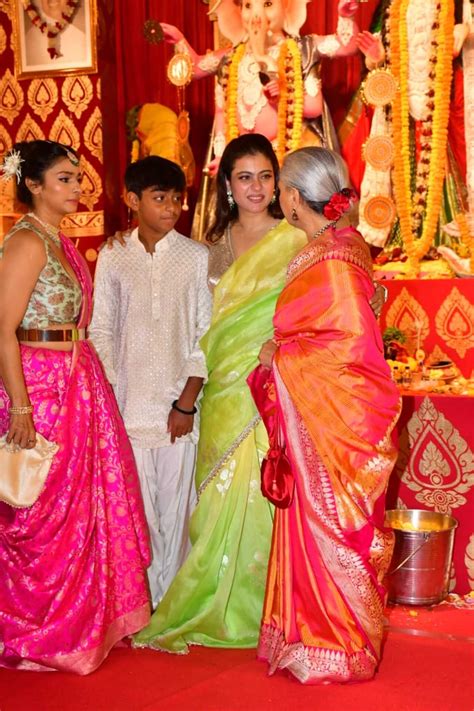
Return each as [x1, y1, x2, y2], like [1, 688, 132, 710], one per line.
[291, 207, 298, 221]
[270, 191, 277, 205]
[227, 190, 235, 209]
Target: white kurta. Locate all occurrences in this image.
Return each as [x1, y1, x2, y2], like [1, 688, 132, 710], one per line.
[89, 228, 212, 604]
[89, 228, 212, 448]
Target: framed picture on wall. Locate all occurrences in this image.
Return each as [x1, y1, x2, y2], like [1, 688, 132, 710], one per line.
[13, 0, 98, 80]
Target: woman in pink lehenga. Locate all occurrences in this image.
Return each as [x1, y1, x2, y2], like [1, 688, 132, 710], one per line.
[0, 141, 150, 674]
[249, 147, 401, 684]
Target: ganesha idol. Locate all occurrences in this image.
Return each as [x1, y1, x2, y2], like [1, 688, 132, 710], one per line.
[160, 0, 361, 172]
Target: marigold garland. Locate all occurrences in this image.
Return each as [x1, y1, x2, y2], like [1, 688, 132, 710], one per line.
[276, 38, 304, 163]
[224, 39, 304, 163]
[390, 0, 454, 276]
[24, 1, 79, 59]
[225, 43, 246, 143]
[456, 212, 474, 273]
[276, 42, 289, 162]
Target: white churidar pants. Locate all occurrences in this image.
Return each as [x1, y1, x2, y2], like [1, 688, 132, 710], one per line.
[132, 441, 197, 608]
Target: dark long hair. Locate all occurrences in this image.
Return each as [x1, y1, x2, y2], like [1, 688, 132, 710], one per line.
[12, 140, 79, 207]
[206, 134, 283, 243]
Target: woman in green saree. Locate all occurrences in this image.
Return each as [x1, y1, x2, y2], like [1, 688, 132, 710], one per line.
[134, 134, 307, 652]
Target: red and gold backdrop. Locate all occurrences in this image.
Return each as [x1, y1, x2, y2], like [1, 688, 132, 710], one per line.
[388, 394, 474, 594]
[380, 279, 474, 378]
[0, 0, 106, 266]
[0, 0, 380, 265]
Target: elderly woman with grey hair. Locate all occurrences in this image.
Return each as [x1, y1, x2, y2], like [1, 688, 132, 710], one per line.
[250, 147, 400, 685]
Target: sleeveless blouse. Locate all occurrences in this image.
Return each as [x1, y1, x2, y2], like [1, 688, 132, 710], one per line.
[1, 218, 82, 328]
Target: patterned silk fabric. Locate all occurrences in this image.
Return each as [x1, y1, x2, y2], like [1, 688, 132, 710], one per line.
[254, 227, 401, 684]
[134, 220, 307, 652]
[206, 227, 234, 291]
[2, 218, 82, 329]
[0, 235, 151, 674]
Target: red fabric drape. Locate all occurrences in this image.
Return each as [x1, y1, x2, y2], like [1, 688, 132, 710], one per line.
[304, 1, 379, 128]
[103, 2, 214, 234]
[103, 1, 380, 235]
[448, 65, 467, 181]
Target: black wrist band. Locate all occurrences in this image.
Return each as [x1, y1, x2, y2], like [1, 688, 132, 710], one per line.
[172, 399, 197, 416]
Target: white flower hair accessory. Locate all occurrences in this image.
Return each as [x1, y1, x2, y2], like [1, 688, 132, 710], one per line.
[1, 150, 24, 183]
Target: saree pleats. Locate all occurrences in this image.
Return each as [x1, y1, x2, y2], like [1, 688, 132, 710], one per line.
[0, 238, 150, 674]
[134, 221, 307, 652]
[257, 229, 400, 683]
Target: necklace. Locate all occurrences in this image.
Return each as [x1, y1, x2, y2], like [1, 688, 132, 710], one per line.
[311, 220, 336, 240]
[26, 212, 61, 247]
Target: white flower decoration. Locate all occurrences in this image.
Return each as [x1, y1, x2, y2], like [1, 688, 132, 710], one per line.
[216, 459, 236, 496]
[1, 150, 24, 182]
[248, 478, 259, 504]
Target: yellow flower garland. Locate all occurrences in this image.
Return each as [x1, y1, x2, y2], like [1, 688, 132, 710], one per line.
[224, 39, 304, 162]
[456, 212, 474, 273]
[276, 38, 304, 162]
[225, 43, 246, 143]
[390, 0, 454, 276]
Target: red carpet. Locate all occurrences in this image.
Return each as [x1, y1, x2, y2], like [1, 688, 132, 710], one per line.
[1, 603, 473, 711]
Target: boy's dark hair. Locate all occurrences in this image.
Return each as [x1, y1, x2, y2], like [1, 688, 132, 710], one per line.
[124, 156, 185, 198]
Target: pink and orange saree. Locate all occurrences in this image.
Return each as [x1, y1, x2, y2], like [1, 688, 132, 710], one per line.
[250, 227, 400, 684]
[0, 236, 150, 674]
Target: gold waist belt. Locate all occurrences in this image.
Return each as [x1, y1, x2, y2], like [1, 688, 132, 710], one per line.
[17, 327, 86, 342]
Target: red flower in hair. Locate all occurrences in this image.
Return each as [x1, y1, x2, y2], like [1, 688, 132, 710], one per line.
[323, 188, 356, 221]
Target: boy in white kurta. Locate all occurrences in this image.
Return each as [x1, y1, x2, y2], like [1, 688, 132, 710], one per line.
[89, 157, 212, 607]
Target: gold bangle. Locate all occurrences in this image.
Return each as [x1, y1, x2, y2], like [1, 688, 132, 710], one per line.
[8, 405, 33, 415]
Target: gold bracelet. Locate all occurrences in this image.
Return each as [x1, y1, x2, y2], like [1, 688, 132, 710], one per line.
[8, 405, 33, 415]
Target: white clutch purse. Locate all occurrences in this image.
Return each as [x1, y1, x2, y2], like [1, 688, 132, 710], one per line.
[0, 433, 59, 508]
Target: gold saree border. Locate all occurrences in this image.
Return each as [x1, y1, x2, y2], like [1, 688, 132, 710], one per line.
[197, 413, 261, 499]
[287, 231, 373, 285]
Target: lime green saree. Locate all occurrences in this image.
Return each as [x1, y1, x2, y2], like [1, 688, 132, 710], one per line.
[134, 220, 306, 652]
